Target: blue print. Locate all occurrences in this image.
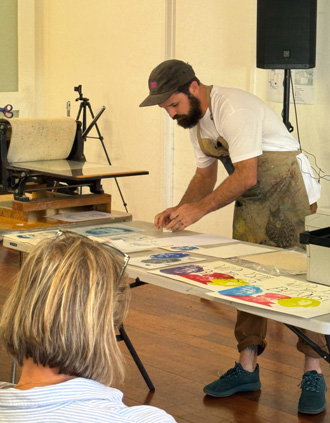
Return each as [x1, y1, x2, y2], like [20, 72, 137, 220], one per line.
[219, 285, 263, 297]
[170, 246, 198, 251]
[150, 252, 189, 259]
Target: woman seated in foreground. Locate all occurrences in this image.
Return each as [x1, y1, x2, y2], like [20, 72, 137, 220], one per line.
[0, 232, 176, 423]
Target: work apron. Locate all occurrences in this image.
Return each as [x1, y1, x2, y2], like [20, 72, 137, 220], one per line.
[197, 87, 326, 357]
[196, 86, 311, 249]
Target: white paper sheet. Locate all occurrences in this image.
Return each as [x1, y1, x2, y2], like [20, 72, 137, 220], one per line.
[196, 243, 276, 259]
[109, 234, 167, 253]
[49, 211, 119, 222]
[157, 233, 238, 248]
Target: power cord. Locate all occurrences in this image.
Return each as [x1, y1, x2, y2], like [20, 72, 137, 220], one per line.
[289, 72, 329, 183]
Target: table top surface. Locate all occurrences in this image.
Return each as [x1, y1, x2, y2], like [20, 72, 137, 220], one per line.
[10, 160, 149, 180]
[2, 220, 330, 334]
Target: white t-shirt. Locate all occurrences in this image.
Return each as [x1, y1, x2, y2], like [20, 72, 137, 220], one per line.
[189, 85, 321, 204]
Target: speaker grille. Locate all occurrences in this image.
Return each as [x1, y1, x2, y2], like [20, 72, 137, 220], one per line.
[257, 0, 317, 69]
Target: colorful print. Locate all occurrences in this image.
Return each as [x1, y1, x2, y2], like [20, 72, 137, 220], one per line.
[152, 260, 330, 318]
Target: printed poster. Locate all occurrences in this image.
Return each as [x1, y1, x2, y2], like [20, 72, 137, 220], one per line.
[150, 260, 330, 318]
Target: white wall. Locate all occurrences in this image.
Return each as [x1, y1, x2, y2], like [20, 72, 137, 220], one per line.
[171, 0, 257, 237]
[36, 0, 167, 223]
[35, 0, 330, 236]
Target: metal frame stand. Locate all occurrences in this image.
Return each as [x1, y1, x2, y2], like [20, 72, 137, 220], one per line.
[117, 324, 155, 391]
[286, 324, 330, 364]
[74, 85, 128, 212]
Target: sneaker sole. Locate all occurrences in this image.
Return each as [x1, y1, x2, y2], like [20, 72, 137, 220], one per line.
[203, 381, 261, 397]
[298, 404, 326, 415]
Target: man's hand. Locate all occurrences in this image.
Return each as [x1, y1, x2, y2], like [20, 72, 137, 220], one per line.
[154, 158, 258, 232]
[154, 207, 178, 229]
[166, 203, 206, 231]
[154, 162, 218, 231]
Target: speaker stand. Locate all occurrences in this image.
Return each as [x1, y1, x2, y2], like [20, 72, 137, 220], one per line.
[282, 69, 294, 133]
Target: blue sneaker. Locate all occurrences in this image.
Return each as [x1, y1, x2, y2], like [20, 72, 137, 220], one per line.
[298, 370, 327, 414]
[203, 362, 261, 397]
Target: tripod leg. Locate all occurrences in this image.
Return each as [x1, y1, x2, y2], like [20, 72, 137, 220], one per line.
[325, 335, 330, 357]
[11, 361, 17, 384]
[118, 324, 155, 391]
[86, 102, 128, 212]
[76, 103, 83, 124]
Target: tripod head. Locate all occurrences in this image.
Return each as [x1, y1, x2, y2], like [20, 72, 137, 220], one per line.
[74, 85, 89, 103]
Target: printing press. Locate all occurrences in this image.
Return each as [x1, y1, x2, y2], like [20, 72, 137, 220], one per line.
[0, 116, 148, 220]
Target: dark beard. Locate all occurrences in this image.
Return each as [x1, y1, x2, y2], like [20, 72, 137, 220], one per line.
[174, 95, 203, 129]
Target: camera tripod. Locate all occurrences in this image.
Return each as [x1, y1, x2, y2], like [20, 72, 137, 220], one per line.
[74, 85, 128, 212]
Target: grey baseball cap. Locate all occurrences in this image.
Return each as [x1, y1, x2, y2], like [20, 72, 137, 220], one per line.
[139, 59, 195, 107]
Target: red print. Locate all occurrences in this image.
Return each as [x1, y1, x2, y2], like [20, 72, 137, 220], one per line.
[183, 272, 233, 284]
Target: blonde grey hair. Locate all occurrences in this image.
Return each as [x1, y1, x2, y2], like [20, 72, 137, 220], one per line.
[0, 232, 130, 386]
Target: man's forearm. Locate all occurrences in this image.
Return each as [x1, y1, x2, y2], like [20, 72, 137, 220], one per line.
[177, 167, 217, 207]
[198, 172, 252, 214]
[198, 158, 258, 215]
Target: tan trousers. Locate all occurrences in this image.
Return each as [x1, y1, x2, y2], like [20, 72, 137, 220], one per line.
[234, 202, 328, 358]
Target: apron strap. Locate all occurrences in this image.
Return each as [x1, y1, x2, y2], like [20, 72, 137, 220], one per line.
[196, 85, 230, 156]
[196, 86, 234, 174]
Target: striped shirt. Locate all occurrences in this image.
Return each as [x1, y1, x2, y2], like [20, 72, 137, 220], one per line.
[0, 378, 177, 422]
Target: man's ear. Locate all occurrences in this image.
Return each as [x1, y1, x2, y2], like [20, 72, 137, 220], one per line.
[189, 81, 200, 97]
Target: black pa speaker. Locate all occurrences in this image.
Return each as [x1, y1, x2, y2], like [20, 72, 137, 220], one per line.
[257, 0, 317, 69]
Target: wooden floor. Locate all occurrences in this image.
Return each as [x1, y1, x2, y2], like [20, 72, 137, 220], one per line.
[1, 244, 330, 422]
